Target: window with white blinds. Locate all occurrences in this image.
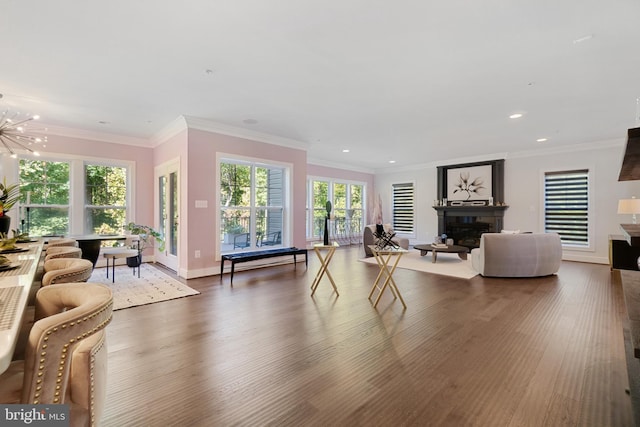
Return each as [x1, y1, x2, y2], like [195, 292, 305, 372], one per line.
[544, 169, 589, 247]
[392, 182, 414, 233]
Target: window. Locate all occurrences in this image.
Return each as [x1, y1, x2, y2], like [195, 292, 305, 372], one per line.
[220, 160, 286, 252]
[392, 182, 414, 233]
[544, 169, 589, 247]
[18, 157, 131, 237]
[307, 178, 365, 243]
[85, 164, 127, 234]
[19, 159, 70, 236]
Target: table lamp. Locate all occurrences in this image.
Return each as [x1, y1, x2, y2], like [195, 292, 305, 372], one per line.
[618, 197, 640, 224]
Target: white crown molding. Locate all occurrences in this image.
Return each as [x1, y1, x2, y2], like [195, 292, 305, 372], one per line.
[307, 156, 375, 175]
[40, 123, 150, 147]
[182, 115, 309, 151]
[149, 115, 188, 146]
[374, 138, 624, 174]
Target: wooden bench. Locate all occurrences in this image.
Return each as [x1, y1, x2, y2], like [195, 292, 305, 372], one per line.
[220, 247, 308, 284]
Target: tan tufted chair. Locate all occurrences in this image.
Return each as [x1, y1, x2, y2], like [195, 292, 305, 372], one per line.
[45, 246, 83, 261]
[42, 259, 94, 286]
[0, 283, 113, 427]
[46, 237, 78, 248]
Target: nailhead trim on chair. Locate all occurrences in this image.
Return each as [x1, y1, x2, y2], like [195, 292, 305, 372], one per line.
[32, 300, 113, 404]
[50, 269, 92, 285]
[88, 336, 105, 426]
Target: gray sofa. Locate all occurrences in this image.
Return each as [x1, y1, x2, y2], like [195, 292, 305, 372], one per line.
[363, 224, 409, 257]
[471, 232, 562, 277]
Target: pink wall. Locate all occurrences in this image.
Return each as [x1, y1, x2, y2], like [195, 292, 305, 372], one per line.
[39, 128, 374, 278]
[182, 128, 307, 274]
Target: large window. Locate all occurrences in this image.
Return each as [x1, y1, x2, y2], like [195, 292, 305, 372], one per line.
[85, 164, 127, 234]
[19, 159, 70, 236]
[307, 178, 365, 243]
[392, 182, 414, 233]
[18, 157, 131, 237]
[220, 159, 286, 252]
[544, 169, 589, 247]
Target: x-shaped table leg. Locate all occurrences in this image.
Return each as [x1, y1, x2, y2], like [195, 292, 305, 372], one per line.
[368, 250, 406, 308]
[311, 245, 339, 296]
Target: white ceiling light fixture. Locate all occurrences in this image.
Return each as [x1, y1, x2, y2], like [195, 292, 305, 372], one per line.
[536, 138, 548, 142]
[0, 110, 46, 158]
[509, 113, 523, 119]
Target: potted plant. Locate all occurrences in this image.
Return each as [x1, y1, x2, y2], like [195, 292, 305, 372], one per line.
[123, 222, 165, 267]
[0, 178, 20, 236]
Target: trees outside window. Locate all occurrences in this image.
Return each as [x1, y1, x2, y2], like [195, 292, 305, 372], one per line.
[18, 158, 130, 237]
[19, 159, 70, 236]
[307, 178, 365, 243]
[220, 160, 286, 252]
[85, 164, 127, 234]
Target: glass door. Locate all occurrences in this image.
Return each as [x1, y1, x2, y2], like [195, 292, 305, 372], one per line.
[155, 159, 179, 271]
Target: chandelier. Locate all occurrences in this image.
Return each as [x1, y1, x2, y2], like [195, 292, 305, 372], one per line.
[0, 110, 46, 158]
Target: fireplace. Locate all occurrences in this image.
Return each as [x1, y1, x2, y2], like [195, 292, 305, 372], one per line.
[434, 159, 507, 249]
[435, 206, 507, 249]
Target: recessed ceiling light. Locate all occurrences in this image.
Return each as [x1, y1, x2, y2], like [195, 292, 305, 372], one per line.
[509, 113, 523, 119]
[98, 120, 110, 125]
[389, 160, 396, 164]
[242, 119, 258, 125]
[573, 34, 594, 44]
[342, 149, 350, 153]
[536, 138, 548, 142]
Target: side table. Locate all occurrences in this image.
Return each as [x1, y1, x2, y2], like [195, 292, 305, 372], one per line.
[311, 242, 340, 296]
[368, 245, 408, 309]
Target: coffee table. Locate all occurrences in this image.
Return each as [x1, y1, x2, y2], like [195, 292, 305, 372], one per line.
[413, 244, 469, 263]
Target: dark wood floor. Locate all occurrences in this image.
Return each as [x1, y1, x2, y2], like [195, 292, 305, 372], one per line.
[101, 245, 633, 426]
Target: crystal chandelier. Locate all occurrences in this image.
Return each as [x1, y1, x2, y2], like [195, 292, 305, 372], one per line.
[0, 110, 46, 158]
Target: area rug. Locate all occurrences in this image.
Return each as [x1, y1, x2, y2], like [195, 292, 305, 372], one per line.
[359, 249, 479, 279]
[89, 263, 200, 310]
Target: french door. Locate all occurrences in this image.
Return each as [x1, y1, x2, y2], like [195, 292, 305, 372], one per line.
[155, 159, 179, 271]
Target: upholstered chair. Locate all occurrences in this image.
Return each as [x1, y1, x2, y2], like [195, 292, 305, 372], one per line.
[42, 259, 94, 286]
[46, 238, 78, 248]
[0, 283, 113, 427]
[45, 246, 82, 261]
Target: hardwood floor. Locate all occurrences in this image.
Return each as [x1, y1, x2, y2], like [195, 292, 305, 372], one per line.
[101, 246, 633, 426]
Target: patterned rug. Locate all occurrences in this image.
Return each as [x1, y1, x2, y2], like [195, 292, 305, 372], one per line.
[89, 263, 200, 310]
[359, 249, 479, 279]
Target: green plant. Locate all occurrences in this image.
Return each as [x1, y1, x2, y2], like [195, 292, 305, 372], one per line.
[224, 223, 245, 234]
[124, 222, 165, 252]
[0, 178, 20, 215]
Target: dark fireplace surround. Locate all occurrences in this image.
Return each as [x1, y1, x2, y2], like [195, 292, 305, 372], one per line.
[435, 159, 507, 249]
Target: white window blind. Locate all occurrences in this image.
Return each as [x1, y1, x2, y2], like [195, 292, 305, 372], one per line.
[392, 182, 414, 233]
[544, 170, 589, 246]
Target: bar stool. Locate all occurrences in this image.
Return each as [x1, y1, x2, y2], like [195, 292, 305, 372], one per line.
[45, 246, 82, 261]
[46, 238, 78, 248]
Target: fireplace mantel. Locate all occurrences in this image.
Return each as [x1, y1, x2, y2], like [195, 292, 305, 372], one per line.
[434, 205, 509, 248]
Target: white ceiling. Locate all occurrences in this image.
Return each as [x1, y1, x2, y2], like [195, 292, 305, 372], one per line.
[1, 1, 639, 171]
